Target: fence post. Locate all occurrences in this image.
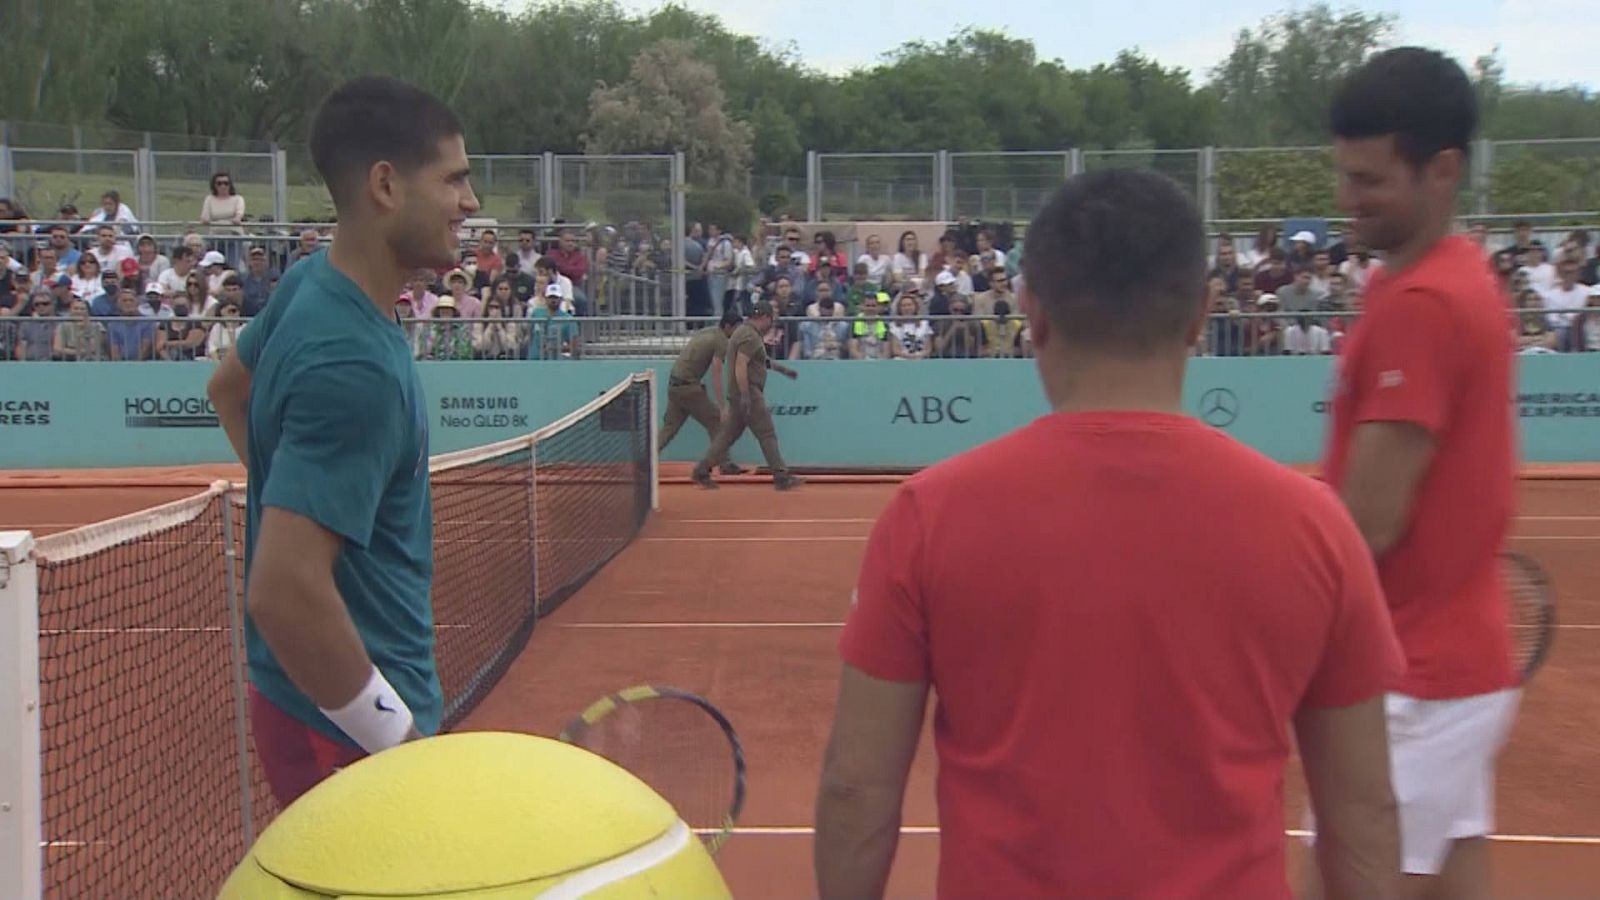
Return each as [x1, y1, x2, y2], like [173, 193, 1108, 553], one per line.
[72, 125, 83, 176]
[936, 151, 952, 223]
[271, 144, 289, 224]
[1474, 138, 1493, 217]
[540, 152, 556, 223]
[136, 148, 156, 224]
[671, 152, 687, 318]
[1200, 146, 1218, 225]
[217, 486, 255, 852]
[0, 531, 42, 900]
[1068, 148, 1083, 177]
[0, 143, 13, 202]
[805, 151, 820, 222]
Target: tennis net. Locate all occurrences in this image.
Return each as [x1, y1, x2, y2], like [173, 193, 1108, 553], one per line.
[0, 371, 658, 900]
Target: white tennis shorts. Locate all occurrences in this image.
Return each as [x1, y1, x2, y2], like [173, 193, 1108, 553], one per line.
[1303, 688, 1522, 875]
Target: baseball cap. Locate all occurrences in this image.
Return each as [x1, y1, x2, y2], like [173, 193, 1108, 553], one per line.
[120, 258, 141, 277]
[201, 251, 227, 267]
[1257, 293, 1281, 307]
[144, 282, 161, 295]
[751, 299, 776, 318]
[1291, 230, 1317, 245]
[544, 283, 563, 298]
[935, 270, 957, 287]
[54, 274, 72, 288]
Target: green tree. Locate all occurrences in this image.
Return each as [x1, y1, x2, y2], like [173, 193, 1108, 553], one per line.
[1209, 3, 1395, 144]
[583, 39, 754, 190]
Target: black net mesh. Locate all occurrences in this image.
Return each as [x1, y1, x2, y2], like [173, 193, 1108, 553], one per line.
[28, 373, 655, 899]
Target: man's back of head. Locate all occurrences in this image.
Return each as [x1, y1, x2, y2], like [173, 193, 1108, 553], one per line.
[1020, 168, 1207, 360]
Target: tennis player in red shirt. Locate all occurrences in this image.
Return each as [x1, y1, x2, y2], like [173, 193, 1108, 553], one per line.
[815, 168, 1405, 900]
[1315, 48, 1521, 897]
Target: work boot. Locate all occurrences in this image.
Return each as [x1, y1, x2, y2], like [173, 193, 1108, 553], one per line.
[691, 464, 718, 490]
[773, 472, 805, 491]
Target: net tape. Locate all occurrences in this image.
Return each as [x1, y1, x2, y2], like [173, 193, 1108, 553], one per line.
[25, 371, 655, 899]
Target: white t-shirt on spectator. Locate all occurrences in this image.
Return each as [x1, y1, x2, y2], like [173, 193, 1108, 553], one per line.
[1284, 323, 1331, 355]
[141, 254, 173, 282]
[889, 320, 932, 356]
[158, 267, 192, 298]
[2, 256, 23, 275]
[1541, 284, 1588, 329]
[1339, 258, 1379, 291]
[1525, 263, 1558, 294]
[80, 204, 139, 233]
[731, 247, 757, 292]
[857, 253, 892, 284]
[891, 252, 925, 284]
[806, 302, 846, 318]
[91, 243, 135, 271]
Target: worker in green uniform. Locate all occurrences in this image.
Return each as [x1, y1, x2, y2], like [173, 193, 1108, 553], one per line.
[694, 300, 803, 491]
[660, 309, 745, 474]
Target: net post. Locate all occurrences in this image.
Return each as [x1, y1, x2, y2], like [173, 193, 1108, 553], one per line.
[529, 434, 540, 619]
[0, 531, 42, 900]
[216, 483, 255, 851]
[644, 369, 660, 511]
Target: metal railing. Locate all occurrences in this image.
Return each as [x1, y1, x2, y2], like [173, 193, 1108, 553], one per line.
[4, 310, 1594, 361]
[804, 139, 1600, 223]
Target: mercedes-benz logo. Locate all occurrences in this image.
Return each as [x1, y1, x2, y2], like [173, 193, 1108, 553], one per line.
[1198, 387, 1239, 428]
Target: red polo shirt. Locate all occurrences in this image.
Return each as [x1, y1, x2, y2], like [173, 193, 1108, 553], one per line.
[1321, 235, 1519, 700]
[840, 410, 1403, 900]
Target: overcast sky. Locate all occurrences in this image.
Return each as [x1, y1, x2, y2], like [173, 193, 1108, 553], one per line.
[524, 0, 1597, 90]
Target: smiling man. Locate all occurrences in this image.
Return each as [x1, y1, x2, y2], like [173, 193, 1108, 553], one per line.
[1315, 47, 1520, 899]
[205, 76, 480, 813]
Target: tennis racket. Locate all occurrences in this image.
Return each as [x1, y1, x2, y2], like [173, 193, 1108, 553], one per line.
[558, 685, 746, 854]
[1503, 551, 1557, 683]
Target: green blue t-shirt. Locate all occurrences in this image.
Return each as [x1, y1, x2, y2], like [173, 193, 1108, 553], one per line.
[236, 251, 440, 747]
[528, 306, 578, 359]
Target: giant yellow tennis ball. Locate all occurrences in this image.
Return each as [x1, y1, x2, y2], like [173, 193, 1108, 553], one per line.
[218, 731, 731, 899]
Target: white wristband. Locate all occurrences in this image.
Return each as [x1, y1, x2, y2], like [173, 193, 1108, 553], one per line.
[319, 666, 415, 755]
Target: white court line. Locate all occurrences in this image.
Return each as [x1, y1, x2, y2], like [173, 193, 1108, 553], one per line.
[690, 826, 1600, 846]
[564, 621, 845, 630]
[47, 829, 1600, 847]
[43, 624, 476, 636]
[676, 518, 877, 524]
[566, 621, 1600, 632]
[642, 536, 866, 543]
[647, 534, 1600, 544]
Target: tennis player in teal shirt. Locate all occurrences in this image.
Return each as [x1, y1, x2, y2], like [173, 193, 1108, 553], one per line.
[207, 76, 480, 813]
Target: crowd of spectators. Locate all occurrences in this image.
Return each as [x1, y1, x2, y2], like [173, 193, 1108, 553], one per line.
[4, 183, 1599, 362]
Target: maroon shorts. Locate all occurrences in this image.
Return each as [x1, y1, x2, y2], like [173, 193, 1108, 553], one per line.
[250, 686, 366, 811]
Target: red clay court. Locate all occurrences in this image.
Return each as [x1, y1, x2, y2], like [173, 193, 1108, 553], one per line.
[3, 464, 1599, 898]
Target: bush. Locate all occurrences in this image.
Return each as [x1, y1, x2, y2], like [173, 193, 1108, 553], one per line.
[757, 192, 791, 217]
[687, 188, 757, 237]
[1214, 148, 1338, 220]
[601, 189, 670, 229]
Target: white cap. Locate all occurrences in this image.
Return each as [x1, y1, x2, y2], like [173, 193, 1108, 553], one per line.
[1291, 230, 1317, 245]
[544, 283, 564, 298]
[1258, 293, 1281, 307]
[201, 250, 227, 267]
[144, 282, 162, 295]
[935, 270, 957, 287]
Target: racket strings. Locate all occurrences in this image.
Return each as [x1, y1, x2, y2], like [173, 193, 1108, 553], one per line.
[1504, 554, 1556, 680]
[572, 699, 738, 836]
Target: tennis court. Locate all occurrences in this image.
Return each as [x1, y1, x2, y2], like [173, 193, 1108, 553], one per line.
[4, 422, 1600, 896]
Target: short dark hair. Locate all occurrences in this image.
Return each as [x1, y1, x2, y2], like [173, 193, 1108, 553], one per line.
[1329, 47, 1477, 169]
[720, 309, 743, 328]
[309, 76, 464, 209]
[1020, 168, 1205, 355]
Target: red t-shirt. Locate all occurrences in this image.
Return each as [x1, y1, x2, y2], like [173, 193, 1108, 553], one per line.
[1321, 235, 1519, 700]
[840, 411, 1403, 900]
